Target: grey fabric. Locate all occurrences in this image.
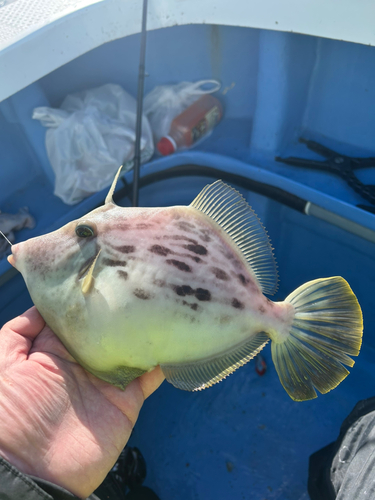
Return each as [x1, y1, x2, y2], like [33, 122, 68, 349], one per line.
[0, 457, 52, 500]
[308, 397, 375, 500]
[0, 456, 100, 500]
[331, 399, 375, 500]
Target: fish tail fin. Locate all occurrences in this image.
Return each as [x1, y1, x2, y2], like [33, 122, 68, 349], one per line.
[271, 276, 363, 401]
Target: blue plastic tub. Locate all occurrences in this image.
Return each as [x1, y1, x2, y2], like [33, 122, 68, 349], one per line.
[1, 21, 375, 500]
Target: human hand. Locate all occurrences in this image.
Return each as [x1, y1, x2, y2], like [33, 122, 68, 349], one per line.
[0, 307, 164, 498]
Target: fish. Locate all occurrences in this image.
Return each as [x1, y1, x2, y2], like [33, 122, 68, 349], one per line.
[7, 170, 363, 401]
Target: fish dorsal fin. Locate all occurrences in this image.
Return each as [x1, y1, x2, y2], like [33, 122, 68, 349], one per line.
[190, 180, 278, 295]
[161, 332, 269, 391]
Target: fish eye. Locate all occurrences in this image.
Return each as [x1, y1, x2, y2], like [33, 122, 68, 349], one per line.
[75, 221, 97, 238]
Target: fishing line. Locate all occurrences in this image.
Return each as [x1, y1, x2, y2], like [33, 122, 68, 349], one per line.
[0, 230, 12, 246]
[132, 0, 148, 208]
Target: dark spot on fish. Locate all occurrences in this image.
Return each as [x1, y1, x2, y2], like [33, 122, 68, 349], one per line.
[259, 305, 266, 314]
[172, 285, 194, 297]
[164, 235, 199, 245]
[113, 223, 130, 231]
[232, 298, 244, 309]
[219, 246, 233, 259]
[102, 258, 127, 267]
[238, 273, 250, 286]
[117, 270, 129, 280]
[199, 229, 212, 242]
[190, 256, 202, 263]
[180, 253, 202, 263]
[233, 259, 243, 269]
[211, 267, 229, 281]
[166, 259, 191, 272]
[136, 223, 152, 229]
[116, 245, 135, 254]
[133, 288, 151, 300]
[176, 221, 196, 232]
[220, 250, 242, 268]
[153, 279, 166, 287]
[195, 288, 211, 301]
[149, 245, 173, 257]
[182, 300, 199, 311]
[184, 244, 207, 255]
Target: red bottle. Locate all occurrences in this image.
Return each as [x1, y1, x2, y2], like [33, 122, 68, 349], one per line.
[157, 94, 223, 156]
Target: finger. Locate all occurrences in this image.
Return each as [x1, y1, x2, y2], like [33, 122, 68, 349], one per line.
[0, 307, 45, 363]
[120, 367, 165, 427]
[29, 326, 77, 362]
[4, 307, 45, 340]
[87, 367, 165, 428]
[138, 366, 165, 399]
[117, 368, 165, 427]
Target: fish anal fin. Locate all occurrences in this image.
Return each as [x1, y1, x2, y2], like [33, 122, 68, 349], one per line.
[190, 180, 278, 295]
[161, 333, 269, 391]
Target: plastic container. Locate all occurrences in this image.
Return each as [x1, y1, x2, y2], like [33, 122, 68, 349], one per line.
[156, 94, 223, 155]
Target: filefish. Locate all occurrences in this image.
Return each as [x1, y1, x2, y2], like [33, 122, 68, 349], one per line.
[7, 170, 363, 401]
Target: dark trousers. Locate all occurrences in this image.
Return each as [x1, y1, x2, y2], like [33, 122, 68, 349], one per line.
[308, 397, 375, 500]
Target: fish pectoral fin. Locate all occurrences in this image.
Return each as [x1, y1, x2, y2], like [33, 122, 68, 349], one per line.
[88, 365, 147, 390]
[82, 249, 101, 294]
[161, 333, 269, 391]
[190, 180, 278, 295]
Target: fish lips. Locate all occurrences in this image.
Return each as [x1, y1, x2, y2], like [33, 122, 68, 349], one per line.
[7, 244, 18, 269]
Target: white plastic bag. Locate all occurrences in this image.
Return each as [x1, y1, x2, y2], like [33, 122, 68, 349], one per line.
[33, 84, 154, 205]
[143, 80, 220, 145]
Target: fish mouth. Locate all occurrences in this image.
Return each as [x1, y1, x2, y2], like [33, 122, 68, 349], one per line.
[7, 243, 19, 269]
[7, 254, 16, 268]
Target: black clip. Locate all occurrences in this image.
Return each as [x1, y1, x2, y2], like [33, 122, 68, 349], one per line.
[276, 138, 375, 208]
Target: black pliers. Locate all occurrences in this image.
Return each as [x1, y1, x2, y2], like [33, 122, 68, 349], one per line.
[276, 138, 375, 209]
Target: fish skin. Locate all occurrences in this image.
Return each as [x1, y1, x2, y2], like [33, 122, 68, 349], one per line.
[9, 201, 293, 378]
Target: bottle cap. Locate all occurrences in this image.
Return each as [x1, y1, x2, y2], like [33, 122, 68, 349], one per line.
[157, 136, 176, 156]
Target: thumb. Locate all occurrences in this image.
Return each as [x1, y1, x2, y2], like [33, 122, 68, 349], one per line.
[0, 307, 45, 365]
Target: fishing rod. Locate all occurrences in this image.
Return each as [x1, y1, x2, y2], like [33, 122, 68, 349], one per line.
[132, 0, 148, 207]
